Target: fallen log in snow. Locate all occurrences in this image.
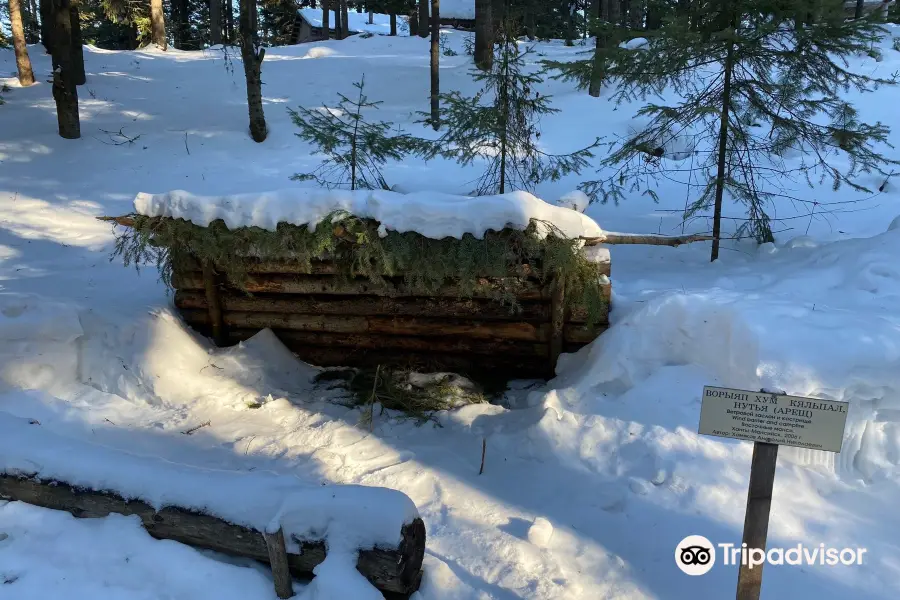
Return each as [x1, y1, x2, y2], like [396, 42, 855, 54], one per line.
[0, 474, 425, 599]
[582, 232, 713, 247]
[0, 412, 426, 599]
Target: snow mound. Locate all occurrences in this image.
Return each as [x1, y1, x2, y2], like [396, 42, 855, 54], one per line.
[134, 188, 604, 240]
[556, 190, 589, 213]
[303, 46, 337, 59]
[0, 411, 420, 549]
[889, 215, 900, 231]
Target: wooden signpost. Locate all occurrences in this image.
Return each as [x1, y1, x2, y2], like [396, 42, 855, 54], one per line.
[698, 386, 850, 600]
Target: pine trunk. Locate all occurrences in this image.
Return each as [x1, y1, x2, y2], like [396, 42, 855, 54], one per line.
[368, 10, 373, 23]
[40, 0, 53, 53]
[430, 0, 439, 129]
[564, 0, 574, 46]
[390, 12, 396, 35]
[224, 0, 233, 42]
[211, 0, 222, 44]
[69, 2, 85, 85]
[629, 0, 643, 29]
[711, 35, 735, 262]
[854, 0, 864, 19]
[341, 0, 350, 39]
[418, 0, 429, 37]
[474, 0, 492, 70]
[322, 0, 330, 38]
[10, 0, 36, 86]
[588, 0, 604, 97]
[408, 6, 418, 35]
[151, 0, 167, 50]
[50, 0, 80, 138]
[239, 0, 268, 142]
[26, 0, 40, 43]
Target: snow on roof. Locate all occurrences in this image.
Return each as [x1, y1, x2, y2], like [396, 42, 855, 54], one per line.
[134, 188, 604, 240]
[441, 0, 475, 19]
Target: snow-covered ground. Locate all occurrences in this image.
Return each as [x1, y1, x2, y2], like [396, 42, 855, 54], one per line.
[2, 26, 900, 599]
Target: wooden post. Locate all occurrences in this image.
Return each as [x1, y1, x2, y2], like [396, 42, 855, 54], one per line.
[548, 276, 566, 371]
[201, 261, 227, 346]
[264, 528, 294, 599]
[736, 442, 778, 600]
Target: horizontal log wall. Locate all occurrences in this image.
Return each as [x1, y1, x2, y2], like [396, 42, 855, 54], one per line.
[0, 475, 425, 599]
[172, 252, 611, 378]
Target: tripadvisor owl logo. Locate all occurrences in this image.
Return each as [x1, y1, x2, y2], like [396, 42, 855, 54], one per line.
[675, 535, 716, 576]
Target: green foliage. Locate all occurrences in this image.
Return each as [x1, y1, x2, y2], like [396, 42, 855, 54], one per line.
[111, 212, 609, 326]
[579, 5, 898, 246]
[427, 28, 600, 194]
[289, 75, 432, 190]
[320, 368, 488, 426]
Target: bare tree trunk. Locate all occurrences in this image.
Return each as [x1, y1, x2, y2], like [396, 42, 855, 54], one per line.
[368, 9, 373, 23]
[50, 0, 80, 138]
[40, 0, 53, 53]
[430, 0, 439, 129]
[711, 34, 734, 262]
[474, 0, 492, 70]
[210, 0, 222, 44]
[224, 0, 233, 42]
[151, 0, 168, 49]
[588, 0, 604, 97]
[629, 0, 644, 29]
[25, 0, 40, 42]
[645, 0, 662, 29]
[418, 0, 429, 37]
[390, 12, 396, 35]
[70, 1, 85, 85]
[854, 0, 864, 18]
[322, 0, 330, 37]
[239, 0, 267, 142]
[408, 5, 418, 35]
[341, 0, 349, 38]
[10, 0, 36, 86]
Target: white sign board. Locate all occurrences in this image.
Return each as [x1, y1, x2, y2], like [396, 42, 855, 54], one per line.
[698, 386, 849, 452]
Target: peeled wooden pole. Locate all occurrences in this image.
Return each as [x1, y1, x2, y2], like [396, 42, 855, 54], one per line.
[264, 528, 294, 599]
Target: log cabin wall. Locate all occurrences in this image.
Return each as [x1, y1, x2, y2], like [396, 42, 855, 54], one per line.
[172, 249, 611, 379]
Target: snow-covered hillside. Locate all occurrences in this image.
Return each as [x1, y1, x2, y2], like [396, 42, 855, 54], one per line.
[2, 26, 900, 600]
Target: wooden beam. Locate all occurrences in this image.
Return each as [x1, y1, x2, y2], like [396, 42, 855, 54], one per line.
[549, 277, 566, 370]
[208, 327, 550, 357]
[736, 442, 778, 600]
[172, 272, 550, 301]
[264, 528, 294, 599]
[583, 232, 712, 247]
[180, 309, 550, 342]
[202, 261, 226, 346]
[0, 475, 424, 598]
[174, 290, 551, 321]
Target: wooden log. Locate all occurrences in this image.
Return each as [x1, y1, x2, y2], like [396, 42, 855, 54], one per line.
[0, 475, 424, 598]
[212, 327, 549, 357]
[202, 261, 227, 346]
[172, 272, 550, 301]
[180, 309, 549, 343]
[583, 232, 712, 247]
[264, 528, 294, 599]
[179, 256, 554, 279]
[563, 324, 608, 344]
[174, 290, 551, 321]
[566, 280, 612, 324]
[549, 277, 566, 370]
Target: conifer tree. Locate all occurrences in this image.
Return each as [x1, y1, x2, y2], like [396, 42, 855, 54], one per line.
[579, 0, 898, 261]
[289, 75, 431, 190]
[428, 22, 600, 195]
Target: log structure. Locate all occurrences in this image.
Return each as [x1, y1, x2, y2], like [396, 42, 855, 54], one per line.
[0, 474, 426, 599]
[169, 249, 611, 378]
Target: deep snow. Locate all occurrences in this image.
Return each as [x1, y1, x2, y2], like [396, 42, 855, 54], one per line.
[2, 25, 900, 600]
